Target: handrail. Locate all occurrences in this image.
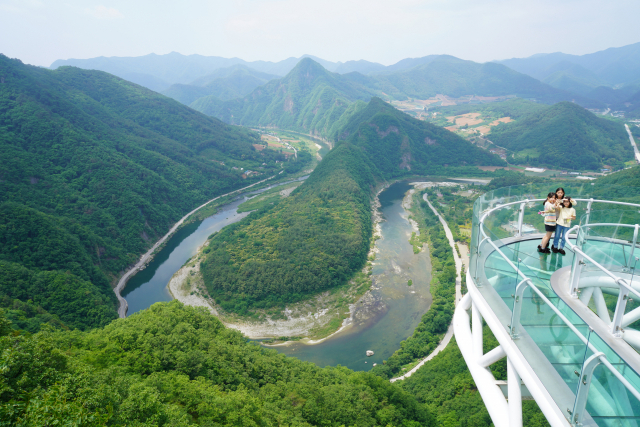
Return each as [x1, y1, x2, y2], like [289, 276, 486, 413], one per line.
[564, 224, 640, 301]
[476, 197, 640, 405]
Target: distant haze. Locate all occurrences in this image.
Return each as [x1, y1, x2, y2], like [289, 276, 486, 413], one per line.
[1, 0, 639, 67]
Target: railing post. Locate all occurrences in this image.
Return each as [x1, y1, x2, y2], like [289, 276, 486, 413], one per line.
[583, 198, 594, 227]
[472, 301, 483, 358]
[516, 201, 527, 237]
[570, 255, 585, 298]
[629, 224, 639, 270]
[507, 358, 523, 427]
[474, 237, 489, 286]
[571, 352, 603, 426]
[611, 279, 631, 337]
[569, 225, 585, 298]
[510, 278, 531, 339]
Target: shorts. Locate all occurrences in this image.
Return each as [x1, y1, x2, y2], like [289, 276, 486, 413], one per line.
[545, 224, 557, 232]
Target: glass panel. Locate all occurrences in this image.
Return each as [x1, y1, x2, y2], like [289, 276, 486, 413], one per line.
[583, 333, 640, 426]
[469, 183, 640, 426]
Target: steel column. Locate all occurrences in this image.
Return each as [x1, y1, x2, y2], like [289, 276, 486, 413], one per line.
[473, 301, 483, 358]
[508, 358, 523, 427]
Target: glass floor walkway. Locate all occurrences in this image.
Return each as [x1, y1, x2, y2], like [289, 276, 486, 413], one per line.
[478, 237, 640, 426]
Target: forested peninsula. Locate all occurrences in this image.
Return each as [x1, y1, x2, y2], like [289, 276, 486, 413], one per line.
[0, 55, 293, 331]
[199, 97, 503, 317]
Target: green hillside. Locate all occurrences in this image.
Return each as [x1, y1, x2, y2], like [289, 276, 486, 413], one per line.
[189, 57, 601, 140]
[0, 55, 288, 330]
[162, 65, 278, 105]
[0, 301, 432, 426]
[591, 165, 640, 200]
[489, 102, 632, 170]
[200, 98, 502, 315]
[376, 56, 596, 105]
[191, 58, 376, 138]
[336, 98, 503, 175]
[539, 61, 605, 95]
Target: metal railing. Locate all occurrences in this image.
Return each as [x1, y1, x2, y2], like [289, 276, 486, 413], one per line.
[476, 197, 640, 425]
[565, 223, 640, 337]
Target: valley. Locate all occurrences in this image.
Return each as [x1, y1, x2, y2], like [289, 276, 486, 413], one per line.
[4, 32, 640, 426]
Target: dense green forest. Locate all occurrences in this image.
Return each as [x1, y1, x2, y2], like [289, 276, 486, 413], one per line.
[192, 58, 376, 139]
[200, 98, 503, 315]
[0, 54, 294, 329]
[490, 102, 632, 170]
[0, 301, 433, 426]
[201, 141, 380, 314]
[335, 97, 505, 174]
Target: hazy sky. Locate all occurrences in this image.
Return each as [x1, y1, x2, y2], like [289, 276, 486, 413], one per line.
[1, 0, 639, 67]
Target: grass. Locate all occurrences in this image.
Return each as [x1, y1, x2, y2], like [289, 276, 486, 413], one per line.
[236, 182, 302, 213]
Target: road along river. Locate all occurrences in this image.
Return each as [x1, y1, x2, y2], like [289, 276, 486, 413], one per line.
[120, 176, 308, 316]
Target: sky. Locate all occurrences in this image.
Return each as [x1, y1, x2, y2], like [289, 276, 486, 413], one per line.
[1, 0, 639, 67]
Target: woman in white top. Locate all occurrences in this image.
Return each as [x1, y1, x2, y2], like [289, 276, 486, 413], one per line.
[552, 197, 576, 255]
[538, 192, 558, 254]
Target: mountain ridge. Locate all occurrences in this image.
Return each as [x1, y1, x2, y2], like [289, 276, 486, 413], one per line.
[0, 54, 287, 330]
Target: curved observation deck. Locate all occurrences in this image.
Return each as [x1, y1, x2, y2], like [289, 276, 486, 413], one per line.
[454, 184, 640, 427]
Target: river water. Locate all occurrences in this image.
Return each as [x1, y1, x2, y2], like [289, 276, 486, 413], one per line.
[122, 176, 308, 314]
[274, 182, 433, 370]
[121, 179, 439, 371]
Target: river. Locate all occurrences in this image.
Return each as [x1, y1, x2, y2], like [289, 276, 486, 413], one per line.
[122, 176, 308, 314]
[273, 182, 433, 370]
[120, 177, 478, 372]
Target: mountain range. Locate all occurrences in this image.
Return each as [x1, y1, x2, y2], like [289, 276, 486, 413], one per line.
[51, 42, 640, 114]
[188, 57, 601, 138]
[497, 42, 640, 105]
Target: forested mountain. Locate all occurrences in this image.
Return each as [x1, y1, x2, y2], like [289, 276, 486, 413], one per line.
[161, 65, 278, 105]
[51, 53, 350, 91]
[374, 55, 598, 105]
[334, 59, 387, 74]
[623, 90, 640, 118]
[0, 301, 433, 426]
[584, 85, 640, 106]
[498, 42, 640, 87]
[334, 97, 503, 174]
[489, 101, 632, 170]
[539, 61, 605, 95]
[0, 54, 287, 330]
[191, 57, 593, 139]
[497, 42, 640, 106]
[191, 58, 377, 138]
[199, 97, 502, 314]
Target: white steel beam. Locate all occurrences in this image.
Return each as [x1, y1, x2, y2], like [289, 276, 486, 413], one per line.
[462, 278, 571, 426]
[508, 358, 523, 427]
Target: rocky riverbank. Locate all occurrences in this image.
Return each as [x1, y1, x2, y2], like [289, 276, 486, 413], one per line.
[167, 182, 389, 341]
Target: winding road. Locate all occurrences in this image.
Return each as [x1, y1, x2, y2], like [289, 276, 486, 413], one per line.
[625, 124, 640, 164]
[390, 192, 464, 382]
[114, 172, 283, 318]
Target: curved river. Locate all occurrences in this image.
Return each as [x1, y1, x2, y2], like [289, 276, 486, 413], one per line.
[122, 177, 308, 313]
[121, 179, 478, 371]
